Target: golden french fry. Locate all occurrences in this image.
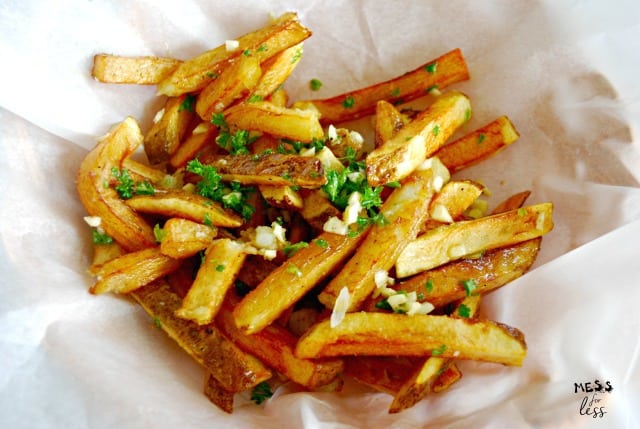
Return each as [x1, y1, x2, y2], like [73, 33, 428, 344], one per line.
[435, 115, 520, 173]
[233, 231, 367, 335]
[125, 189, 243, 228]
[224, 101, 325, 142]
[203, 372, 235, 414]
[122, 158, 168, 184]
[295, 312, 527, 366]
[251, 42, 304, 99]
[131, 281, 272, 392]
[426, 179, 484, 227]
[159, 218, 218, 258]
[296, 48, 470, 124]
[207, 153, 326, 188]
[169, 122, 218, 169]
[218, 296, 344, 389]
[365, 91, 471, 186]
[388, 295, 481, 413]
[374, 99, 407, 148]
[90, 247, 181, 294]
[176, 238, 247, 325]
[396, 203, 554, 278]
[144, 95, 196, 164]
[88, 241, 123, 275]
[92, 54, 182, 85]
[195, 54, 262, 121]
[76, 117, 156, 251]
[157, 12, 311, 96]
[318, 159, 448, 312]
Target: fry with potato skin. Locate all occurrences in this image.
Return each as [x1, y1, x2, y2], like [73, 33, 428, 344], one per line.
[144, 94, 196, 165]
[365, 91, 471, 186]
[76, 117, 156, 251]
[159, 218, 218, 259]
[295, 312, 527, 366]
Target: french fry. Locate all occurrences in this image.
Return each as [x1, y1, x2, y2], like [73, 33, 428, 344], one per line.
[206, 153, 326, 188]
[92, 54, 182, 85]
[431, 363, 462, 393]
[88, 241, 123, 275]
[295, 312, 527, 366]
[298, 189, 342, 231]
[345, 356, 421, 395]
[90, 247, 181, 294]
[296, 48, 470, 124]
[365, 91, 471, 186]
[233, 230, 367, 335]
[374, 99, 407, 148]
[224, 101, 325, 142]
[157, 12, 312, 96]
[122, 158, 168, 184]
[218, 295, 344, 389]
[176, 238, 247, 325]
[426, 179, 484, 227]
[258, 185, 304, 210]
[251, 42, 304, 99]
[203, 372, 235, 414]
[159, 218, 218, 258]
[169, 122, 218, 169]
[395, 202, 554, 278]
[131, 281, 272, 393]
[195, 54, 262, 121]
[318, 158, 449, 312]
[144, 94, 196, 164]
[491, 190, 531, 214]
[76, 117, 156, 251]
[388, 295, 481, 413]
[125, 189, 243, 228]
[435, 115, 520, 174]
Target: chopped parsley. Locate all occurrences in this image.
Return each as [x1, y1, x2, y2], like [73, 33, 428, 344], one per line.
[215, 264, 226, 272]
[309, 78, 323, 91]
[250, 381, 273, 405]
[152, 317, 162, 329]
[247, 94, 264, 103]
[425, 84, 439, 93]
[425, 279, 434, 293]
[461, 279, 478, 296]
[457, 303, 471, 318]
[92, 229, 113, 245]
[111, 167, 155, 199]
[256, 44, 268, 53]
[211, 113, 257, 155]
[342, 95, 355, 109]
[314, 238, 329, 248]
[286, 263, 303, 277]
[283, 241, 309, 257]
[375, 299, 392, 311]
[291, 47, 303, 64]
[153, 224, 166, 243]
[186, 159, 255, 220]
[390, 87, 401, 97]
[432, 124, 440, 136]
[431, 344, 447, 356]
[478, 133, 486, 144]
[424, 61, 438, 74]
[178, 94, 197, 113]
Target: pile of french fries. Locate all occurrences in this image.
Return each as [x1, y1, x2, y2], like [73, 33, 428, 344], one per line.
[79, 12, 554, 414]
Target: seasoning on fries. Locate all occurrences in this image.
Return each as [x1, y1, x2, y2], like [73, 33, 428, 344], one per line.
[80, 11, 553, 414]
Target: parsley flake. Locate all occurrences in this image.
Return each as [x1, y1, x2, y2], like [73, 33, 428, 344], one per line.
[425, 279, 434, 293]
[314, 238, 329, 248]
[92, 229, 113, 245]
[457, 303, 471, 318]
[250, 381, 273, 405]
[309, 78, 323, 91]
[461, 279, 478, 296]
[431, 344, 447, 356]
[153, 224, 166, 243]
[178, 94, 197, 113]
[342, 95, 355, 109]
[478, 133, 486, 144]
[425, 62, 438, 74]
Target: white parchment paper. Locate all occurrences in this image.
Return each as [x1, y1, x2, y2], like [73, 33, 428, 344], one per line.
[1, 1, 639, 428]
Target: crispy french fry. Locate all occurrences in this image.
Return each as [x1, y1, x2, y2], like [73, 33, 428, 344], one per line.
[365, 91, 471, 186]
[251, 42, 304, 99]
[122, 158, 168, 184]
[295, 312, 527, 366]
[296, 48, 470, 124]
[374, 100, 407, 148]
[144, 95, 196, 164]
[218, 296, 344, 389]
[88, 241, 123, 275]
[435, 115, 520, 173]
[90, 247, 181, 294]
[318, 159, 449, 312]
[195, 54, 262, 121]
[159, 218, 218, 258]
[345, 356, 421, 395]
[396, 203, 553, 278]
[203, 372, 235, 414]
[388, 295, 481, 413]
[207, 153, 326, 188]
[157, 12, 311, 96]
[92, 54, 182, 85]
[169, 122, 218, 169]
[176, 238, 247, 325]
[76, 117, 156, 251]
[131, 281, 272, 392]
[426, 179, 484, 227]
[233, 231, 367, 334]
[224, 101, 325, 142]
[125, 189, 243, 228]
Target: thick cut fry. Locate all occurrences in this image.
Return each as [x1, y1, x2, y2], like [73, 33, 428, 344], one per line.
[435, 115, 520, 173]
[122, 158, 168, 184]
[144, 95, 195, 164]
[396, 203, 553, 278]
[295, 312, 527, 366]
[259, 185, 304, 210]
[233, 231, 368, 334]
[218, 297, 344, 389]
[92, 54, 182, 84]
[76, 117, 156, 251]
[90, 247, 181, 294]
[169, 122, 218, 169]
[224, 101, 324, 142]
[159, 218, 218, 258]
[374, 99, 407, 148]
[318, 160, 448, 312]
[388, 295, 480, 413]
[426, 180, 484, 227]
[296, 48, 470, 124]
[366, 91, 471, 186]
[207, 153, 326, 188]
[367, 239, 541, 310]
[125, 189, 243, 228]
[251, 43, 304, 98]
[203, 372, 235, 414]
[157, 12, 312, 96]
[88, 241, 123, 275]
[131, 281, 272, 392]
[195, 55, 262, 121]
[176, 238, 247, 325]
